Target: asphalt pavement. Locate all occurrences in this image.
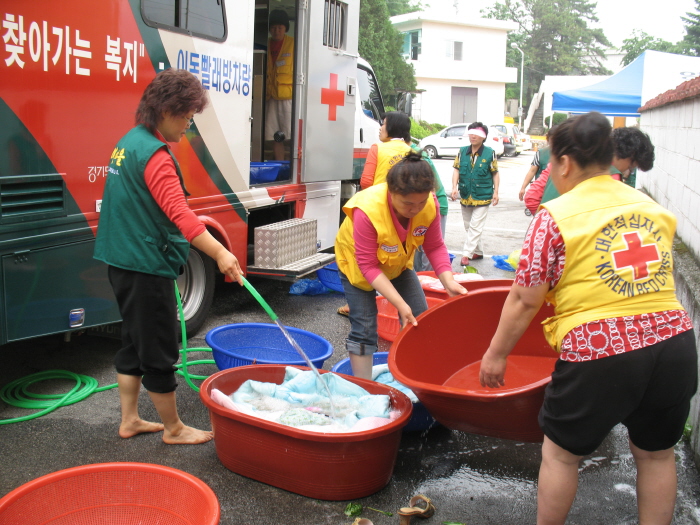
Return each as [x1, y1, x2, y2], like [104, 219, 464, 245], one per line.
[2, 151, 700, 524]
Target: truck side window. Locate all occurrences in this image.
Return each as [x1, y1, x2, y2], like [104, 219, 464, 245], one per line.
[142, 0, 227, 41]
[323, 0, 347, 49]
[356, 66, 384, 122]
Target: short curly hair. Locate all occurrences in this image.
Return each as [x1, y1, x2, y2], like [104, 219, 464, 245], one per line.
[136, 68, 209, 132]
[612, 127, 655, 172]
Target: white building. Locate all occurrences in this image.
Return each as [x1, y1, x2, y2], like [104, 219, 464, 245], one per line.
[391, 9, 517, 127]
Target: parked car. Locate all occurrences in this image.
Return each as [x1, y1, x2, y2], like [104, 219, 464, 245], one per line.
[487, 126, 505, 158]
[493, 124, 522, 156]
[419, 123, 505, 158]
[501, 133, 517, 157]
[419, 123, 470, 158]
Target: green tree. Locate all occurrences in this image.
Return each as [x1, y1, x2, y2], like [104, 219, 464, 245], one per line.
[620, 30, 687, 66]
[683, 0, 700, 56]
[386, 0, 422, 16]
[359, 0, 417, 96]
[483, 0, 612, 106]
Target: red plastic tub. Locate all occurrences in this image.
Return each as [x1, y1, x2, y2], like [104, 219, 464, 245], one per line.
[0, 462, 220, 525]
[377, 295, 444, 342]
[199, 365, 412, 500]
[416, 271, 514, 300]
[389, 286, 557, 442]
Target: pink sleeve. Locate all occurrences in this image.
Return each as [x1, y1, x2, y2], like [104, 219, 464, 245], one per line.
[421, 195, 451, 274]
[352, 209, 384, 284]
[524, 163, 550, 215]
[144, 150, 206, 242]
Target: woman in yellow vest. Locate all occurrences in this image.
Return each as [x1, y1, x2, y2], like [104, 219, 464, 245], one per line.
[266, 9, 294, 161]
[479, 112, 696, 524]
[336, 151, 466, 379]
[359, 111, 412, 189]
[337, 112, 414, 317]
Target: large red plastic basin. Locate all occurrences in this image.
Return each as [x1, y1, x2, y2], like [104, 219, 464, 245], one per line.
[200, 365, 412, 500]
[389, 286, 557, 442]
[416, 272, 514, 299]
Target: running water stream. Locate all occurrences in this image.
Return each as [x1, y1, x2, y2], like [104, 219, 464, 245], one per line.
[241, 277, 337, 419]
[274, 319, 337, 419]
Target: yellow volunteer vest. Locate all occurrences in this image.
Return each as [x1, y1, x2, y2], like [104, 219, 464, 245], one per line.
[541, 175, 683, 351]
[373, 140, 412, 186]
[335, 183, 436, 291]
[266, 35, 294, 100]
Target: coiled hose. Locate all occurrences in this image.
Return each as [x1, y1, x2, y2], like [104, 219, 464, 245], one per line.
[0, 282, 213, 425]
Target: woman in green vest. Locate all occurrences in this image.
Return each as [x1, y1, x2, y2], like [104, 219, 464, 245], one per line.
[480, 112, 696, 524]
[450, 122, 500, 267]
[95, 69, 244, 445]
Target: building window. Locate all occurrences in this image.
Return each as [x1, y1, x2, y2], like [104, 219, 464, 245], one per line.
[323, 0, 347, 50]
[402, 30, 421, 60]
[445, 40, 463, 61]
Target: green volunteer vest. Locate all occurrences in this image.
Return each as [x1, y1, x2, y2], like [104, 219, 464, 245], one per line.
[94, 125, 191, 279]
[412, 144, 448, 215]
[457, 145, 495, 202]
[535, 147, 550, 179]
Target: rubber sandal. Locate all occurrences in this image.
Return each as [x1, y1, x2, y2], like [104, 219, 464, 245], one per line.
[337, 306, 350, 317]
[397, 494, 435, 524]
[351, 519, 373, 525]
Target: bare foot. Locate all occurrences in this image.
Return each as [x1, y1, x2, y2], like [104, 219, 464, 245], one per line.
[119, 419, 165, 439]
[163, 424, 214, 445]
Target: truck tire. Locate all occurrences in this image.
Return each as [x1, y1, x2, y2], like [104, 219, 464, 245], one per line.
[176, 247, 216, 339]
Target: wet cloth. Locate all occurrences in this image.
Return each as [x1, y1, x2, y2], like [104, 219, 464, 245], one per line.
[372, 364, 418, 403]
[223, 367, 392, 432]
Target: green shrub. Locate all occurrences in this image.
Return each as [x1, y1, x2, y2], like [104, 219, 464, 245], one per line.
[410, 118, 446, 141]
[544, 113, 569, 128]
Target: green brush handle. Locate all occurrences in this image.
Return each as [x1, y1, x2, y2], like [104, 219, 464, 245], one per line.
[241, 277, 278, 321]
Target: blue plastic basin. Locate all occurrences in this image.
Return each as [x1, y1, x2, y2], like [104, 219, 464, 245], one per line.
[206, 323, 334, 370]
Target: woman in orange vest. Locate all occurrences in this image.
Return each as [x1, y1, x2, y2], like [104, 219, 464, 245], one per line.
[336, 151, 466, 379]
[480, 112, 696, 524]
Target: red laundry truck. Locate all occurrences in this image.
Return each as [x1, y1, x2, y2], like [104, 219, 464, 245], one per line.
[0, 0, 389, 343]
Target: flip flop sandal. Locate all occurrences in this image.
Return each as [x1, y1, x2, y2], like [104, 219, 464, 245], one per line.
[351, 519, 373, 525]
[397, 494, 435, 524]
[337, 306, 350, 317]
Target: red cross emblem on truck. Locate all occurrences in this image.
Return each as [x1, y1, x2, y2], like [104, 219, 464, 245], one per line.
[321, 73, 345, 121]
[612, 231, 660, 281]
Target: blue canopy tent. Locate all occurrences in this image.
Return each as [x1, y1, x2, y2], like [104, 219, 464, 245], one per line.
[552, 54, 645, 117]
[552, 51, 700, 117]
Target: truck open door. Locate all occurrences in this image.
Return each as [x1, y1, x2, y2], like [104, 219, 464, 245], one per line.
[296, 0, 359, 184]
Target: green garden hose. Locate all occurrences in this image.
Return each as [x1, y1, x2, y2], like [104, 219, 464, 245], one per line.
[0, 282, 213, 424]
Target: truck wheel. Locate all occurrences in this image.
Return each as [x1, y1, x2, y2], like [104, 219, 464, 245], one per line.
[176, 247, 216, 339]
[423, 146, 438, 159]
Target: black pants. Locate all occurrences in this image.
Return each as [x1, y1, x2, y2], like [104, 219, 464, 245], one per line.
[109, 266, 179, 393]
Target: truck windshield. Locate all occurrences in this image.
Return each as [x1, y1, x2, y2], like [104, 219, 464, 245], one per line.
[356, 65, 385, 122]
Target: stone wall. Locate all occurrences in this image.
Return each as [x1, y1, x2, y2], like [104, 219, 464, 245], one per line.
[640, 99, 700, 462]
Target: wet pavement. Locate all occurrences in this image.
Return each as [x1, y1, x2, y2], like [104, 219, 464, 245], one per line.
[2, 152, 700, 524]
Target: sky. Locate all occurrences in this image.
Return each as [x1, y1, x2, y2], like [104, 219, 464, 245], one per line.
[433, 0, 698, 49]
